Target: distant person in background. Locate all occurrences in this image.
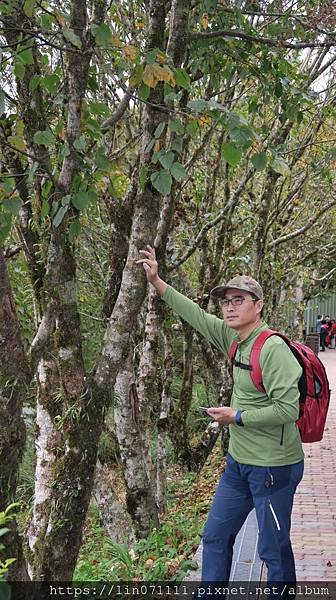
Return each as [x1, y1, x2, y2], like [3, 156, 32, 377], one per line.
[330, 319, 336, 349]
[316, 315, 323, 334]
[320, 320, 329, 352]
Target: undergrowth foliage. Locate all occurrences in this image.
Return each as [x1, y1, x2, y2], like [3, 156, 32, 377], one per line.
[75, 447, 224, 581]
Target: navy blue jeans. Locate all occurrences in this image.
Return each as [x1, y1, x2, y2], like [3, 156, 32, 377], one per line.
[202, 454, 304, 584]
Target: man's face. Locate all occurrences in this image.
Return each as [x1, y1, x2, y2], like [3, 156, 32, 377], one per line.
[220, 288, 263, 330]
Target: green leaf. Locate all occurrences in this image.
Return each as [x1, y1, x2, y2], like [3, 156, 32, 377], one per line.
[129, 65, 144, 87]
[168, 119, 184, 135]
[42, 74, 59, 95]
[221, 143, 242, 167]
[41, 180, 52, 198]
[53, 204, 68, 227]
[40, 199, 49, 220]
[174, 68, 191, 90]
[0, 581, 11, 600]
[3, 197, 22, 215]
[0, 528, 10, 537]
[0, 89, 5, 114]
[27, 161, 38, 183]
[139, 82, 150, 100]
[90, 102, 109, 116]
[150, 170, 172, 195]
[146, 49, 159, 64]
[33, 129, 54, 146]
[187, 99, 210, 112]
[154, 122, 166, 139]
[139, 165, 148, 191]
[61, 195, 71, 206]
[171, 137, 183, 154]
[170, 161, 187, 182]
[29, 75, 40, 91]
[271, 157, 290, 176]
[186, 120, 199, 138]
[39, 13, 52, 29]
[14, 61, 25, 80]
[0, 178, 15, 194]
[72, 191, 89, 211]
[251, 152, 267, 171]
[92, 23, 113, 46]
[23, 0, 36, 17]
[19, 48, 34, 65]
[63, 28, 82, 49]
[157, 150, 175, 170]
[95, 150, 111, 171]
[73, 135, 86, 152]
[0, 213, 12, 244]
[7, 134, 26, 152]
[87, 188, 97, 203]
[69, 218, 81, 241]
[144, 139, 155, 154]
[229, 125, 254, 148]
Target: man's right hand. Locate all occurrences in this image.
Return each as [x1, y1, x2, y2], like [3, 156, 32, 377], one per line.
[137, 245, 159, 283]
[136, 245, 168, 296]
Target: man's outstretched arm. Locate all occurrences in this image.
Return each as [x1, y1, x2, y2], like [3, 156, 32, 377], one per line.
[136, 245, 234, 358]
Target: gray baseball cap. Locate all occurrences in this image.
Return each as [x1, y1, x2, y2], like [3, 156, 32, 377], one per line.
[211, 275, 263, 300]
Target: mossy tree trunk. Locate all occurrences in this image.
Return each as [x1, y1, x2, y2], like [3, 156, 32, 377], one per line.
[0, 249, 30, 580]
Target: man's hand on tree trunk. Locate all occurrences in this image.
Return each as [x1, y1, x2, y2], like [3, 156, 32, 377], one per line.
[137, 245, 168, 296]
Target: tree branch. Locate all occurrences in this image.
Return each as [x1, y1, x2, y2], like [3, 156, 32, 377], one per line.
[269, 199, 336, 249]
[191, 29, 335, 49]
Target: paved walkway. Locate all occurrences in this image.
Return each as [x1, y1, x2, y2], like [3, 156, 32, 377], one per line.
[291, 349, 336, 580]
[185, 349, 336, 583]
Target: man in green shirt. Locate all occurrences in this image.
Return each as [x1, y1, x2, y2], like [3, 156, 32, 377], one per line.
[137, 245, 304, 588]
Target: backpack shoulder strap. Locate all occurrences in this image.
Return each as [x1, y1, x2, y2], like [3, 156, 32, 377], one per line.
[250, 329, 287, 392]
[228, 340, 238, 364]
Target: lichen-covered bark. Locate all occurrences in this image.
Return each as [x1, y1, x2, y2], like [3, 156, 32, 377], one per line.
[95, 0, 167, 390]
[25, 0, 109, 580]
[135, 0, 192, 497]
[93, 461, 136, 545]
[0, 249, 30, 579]
[169, 323, 194, 468]
[94, 0, 168, 536]
[102, 168, 137, 318]
[156, 327, 174, 513]
[114, 355, 159, 537]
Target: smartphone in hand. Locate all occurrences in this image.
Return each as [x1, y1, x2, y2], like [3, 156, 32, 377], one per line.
[198, 406, 210, 413]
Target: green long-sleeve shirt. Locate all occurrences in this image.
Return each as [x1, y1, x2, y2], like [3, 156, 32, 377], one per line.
[162, 285, 304, 466]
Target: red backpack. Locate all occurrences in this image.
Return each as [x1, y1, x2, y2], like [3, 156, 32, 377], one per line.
[229, 329, 330, 443]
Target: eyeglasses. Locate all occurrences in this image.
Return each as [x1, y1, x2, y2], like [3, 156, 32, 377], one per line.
[220, 296, 258, 307]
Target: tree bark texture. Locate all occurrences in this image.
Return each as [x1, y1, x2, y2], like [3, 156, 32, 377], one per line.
[92, 461, 136, 545]
[0, 249, 30, 580]
[169, 323, 194, 468]
[114, 354, 159, 537]
[25, 0, 109, 580]
[156, 327, 174, 513]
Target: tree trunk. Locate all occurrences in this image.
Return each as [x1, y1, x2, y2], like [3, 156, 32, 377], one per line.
[114, 354, 159, 537]
[92, 461, 136, 545]
[156, 327, 174, 513]
[169, 323, 194, 468]
[0, 249, 30, 580]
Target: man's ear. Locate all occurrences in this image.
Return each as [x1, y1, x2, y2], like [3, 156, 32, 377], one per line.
[256, 299, 263, 316]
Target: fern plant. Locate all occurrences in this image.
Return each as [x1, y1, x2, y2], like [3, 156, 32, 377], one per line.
[0, 504, 19, 580]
